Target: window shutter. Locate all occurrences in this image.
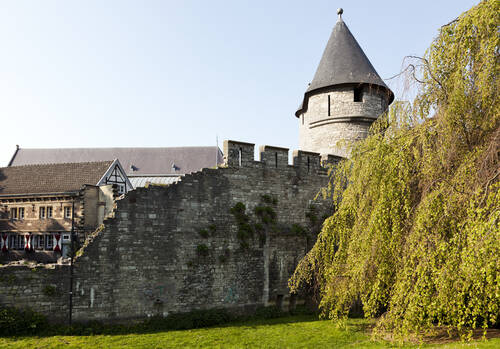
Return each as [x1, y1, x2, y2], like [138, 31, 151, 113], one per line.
[1, 234, 7, 252]
[54, 234, 61, 252]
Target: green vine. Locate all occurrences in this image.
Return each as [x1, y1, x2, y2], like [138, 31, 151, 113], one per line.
[230, 202, 254, 249]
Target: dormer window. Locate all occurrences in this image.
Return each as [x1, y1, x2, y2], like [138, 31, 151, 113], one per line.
[354, 87, 363, 102]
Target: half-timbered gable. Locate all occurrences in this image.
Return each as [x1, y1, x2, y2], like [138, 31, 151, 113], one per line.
[96, 159, 133, 194]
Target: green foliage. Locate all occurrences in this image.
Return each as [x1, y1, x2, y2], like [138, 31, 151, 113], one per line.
[261, 194, 278, 206]
[291, 223, 306, 236]
[254, 306, 285, 319]
[305, 206, 318, 225]
[230, 202, 254, 249]
[0, 306, 48, 336]
[3, 316, 500, 347]
[42, 285, 58, 297]
[290, 1, 500, 338]
[208, 224, 217, 234]
[230, 202, 247, 218]
[196, 244, 209, 257]
[254, 205, 277, 224]
[218, 248, 230, 263]
[198, 229, 209, 238]
[0, 274, 18, 285]
[199, 224, 216, 239]
[141, 308, 233, 331]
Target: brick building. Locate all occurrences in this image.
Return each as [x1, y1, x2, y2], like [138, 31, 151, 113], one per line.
[0, 160, 131, 262]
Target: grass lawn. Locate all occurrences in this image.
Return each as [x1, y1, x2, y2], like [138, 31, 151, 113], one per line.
[0, 315, 499, 349]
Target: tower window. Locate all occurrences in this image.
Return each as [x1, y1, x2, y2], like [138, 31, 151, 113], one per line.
[328, 95, 331, 116]
[354, 87, 363, 102]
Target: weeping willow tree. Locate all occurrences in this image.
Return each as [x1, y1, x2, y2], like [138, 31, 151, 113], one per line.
[290, 0, 499, 337]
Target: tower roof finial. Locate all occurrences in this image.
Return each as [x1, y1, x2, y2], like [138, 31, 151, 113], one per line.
[337, 8, 343, 20]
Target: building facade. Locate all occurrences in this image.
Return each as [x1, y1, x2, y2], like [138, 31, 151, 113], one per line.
[0, 160, 131, 263]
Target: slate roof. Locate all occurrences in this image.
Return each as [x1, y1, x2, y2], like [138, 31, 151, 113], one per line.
[8, 147, 223, 176]
[296, 17, 394, 116]
[0, 161, 113, 195]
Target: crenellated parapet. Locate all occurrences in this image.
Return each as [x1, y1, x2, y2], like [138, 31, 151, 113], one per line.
[223, 140, 341, 175]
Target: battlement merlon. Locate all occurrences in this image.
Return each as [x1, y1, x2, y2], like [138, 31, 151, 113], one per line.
[259, 145, 289, 169]
[223, 140, 255, 167]
[292, 150, 321, 174]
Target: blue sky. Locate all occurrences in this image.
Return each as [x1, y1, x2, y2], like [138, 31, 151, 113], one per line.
[0, 0, 479, 166]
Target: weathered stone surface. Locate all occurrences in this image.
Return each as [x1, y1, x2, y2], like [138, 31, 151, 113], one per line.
[0, 142, 333, 323]
[299, 85, 389, 157]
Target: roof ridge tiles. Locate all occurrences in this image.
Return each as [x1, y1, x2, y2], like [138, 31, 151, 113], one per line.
[2, 160, 114, 170]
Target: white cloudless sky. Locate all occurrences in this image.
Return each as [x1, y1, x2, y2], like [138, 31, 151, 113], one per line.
[0, 0, 479, 166]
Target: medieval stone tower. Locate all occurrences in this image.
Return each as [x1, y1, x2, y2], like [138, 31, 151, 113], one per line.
[296, 9, 394, 158]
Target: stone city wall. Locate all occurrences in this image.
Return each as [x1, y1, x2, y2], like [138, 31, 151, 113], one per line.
[0, 140, 336, 323]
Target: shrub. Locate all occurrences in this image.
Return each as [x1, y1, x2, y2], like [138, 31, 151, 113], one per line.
[42, 285, 58, 297]
[0, 306, 48, 336]
[142, 308, 233, 331]
[254, 306, 284, 319]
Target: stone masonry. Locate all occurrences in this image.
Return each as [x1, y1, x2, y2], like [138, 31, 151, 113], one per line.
[0, 140, 337, 322]
[299, 85, 389, 158]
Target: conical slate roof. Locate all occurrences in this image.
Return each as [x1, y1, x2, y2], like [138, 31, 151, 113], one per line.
[296, 15, 394, 116]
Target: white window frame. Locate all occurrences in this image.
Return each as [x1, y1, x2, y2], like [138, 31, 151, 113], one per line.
[8, 234, 24, 250]
[10, 208, 17, 220]
[45, 234, 53, 250]
[35, 235, 44, 250]
[18, 207, 25, 220]
[39, 206, 46, 219]
[64, 206, 72, 219]
[18, 235, 24, 249]
[46, 206, 53, 218]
